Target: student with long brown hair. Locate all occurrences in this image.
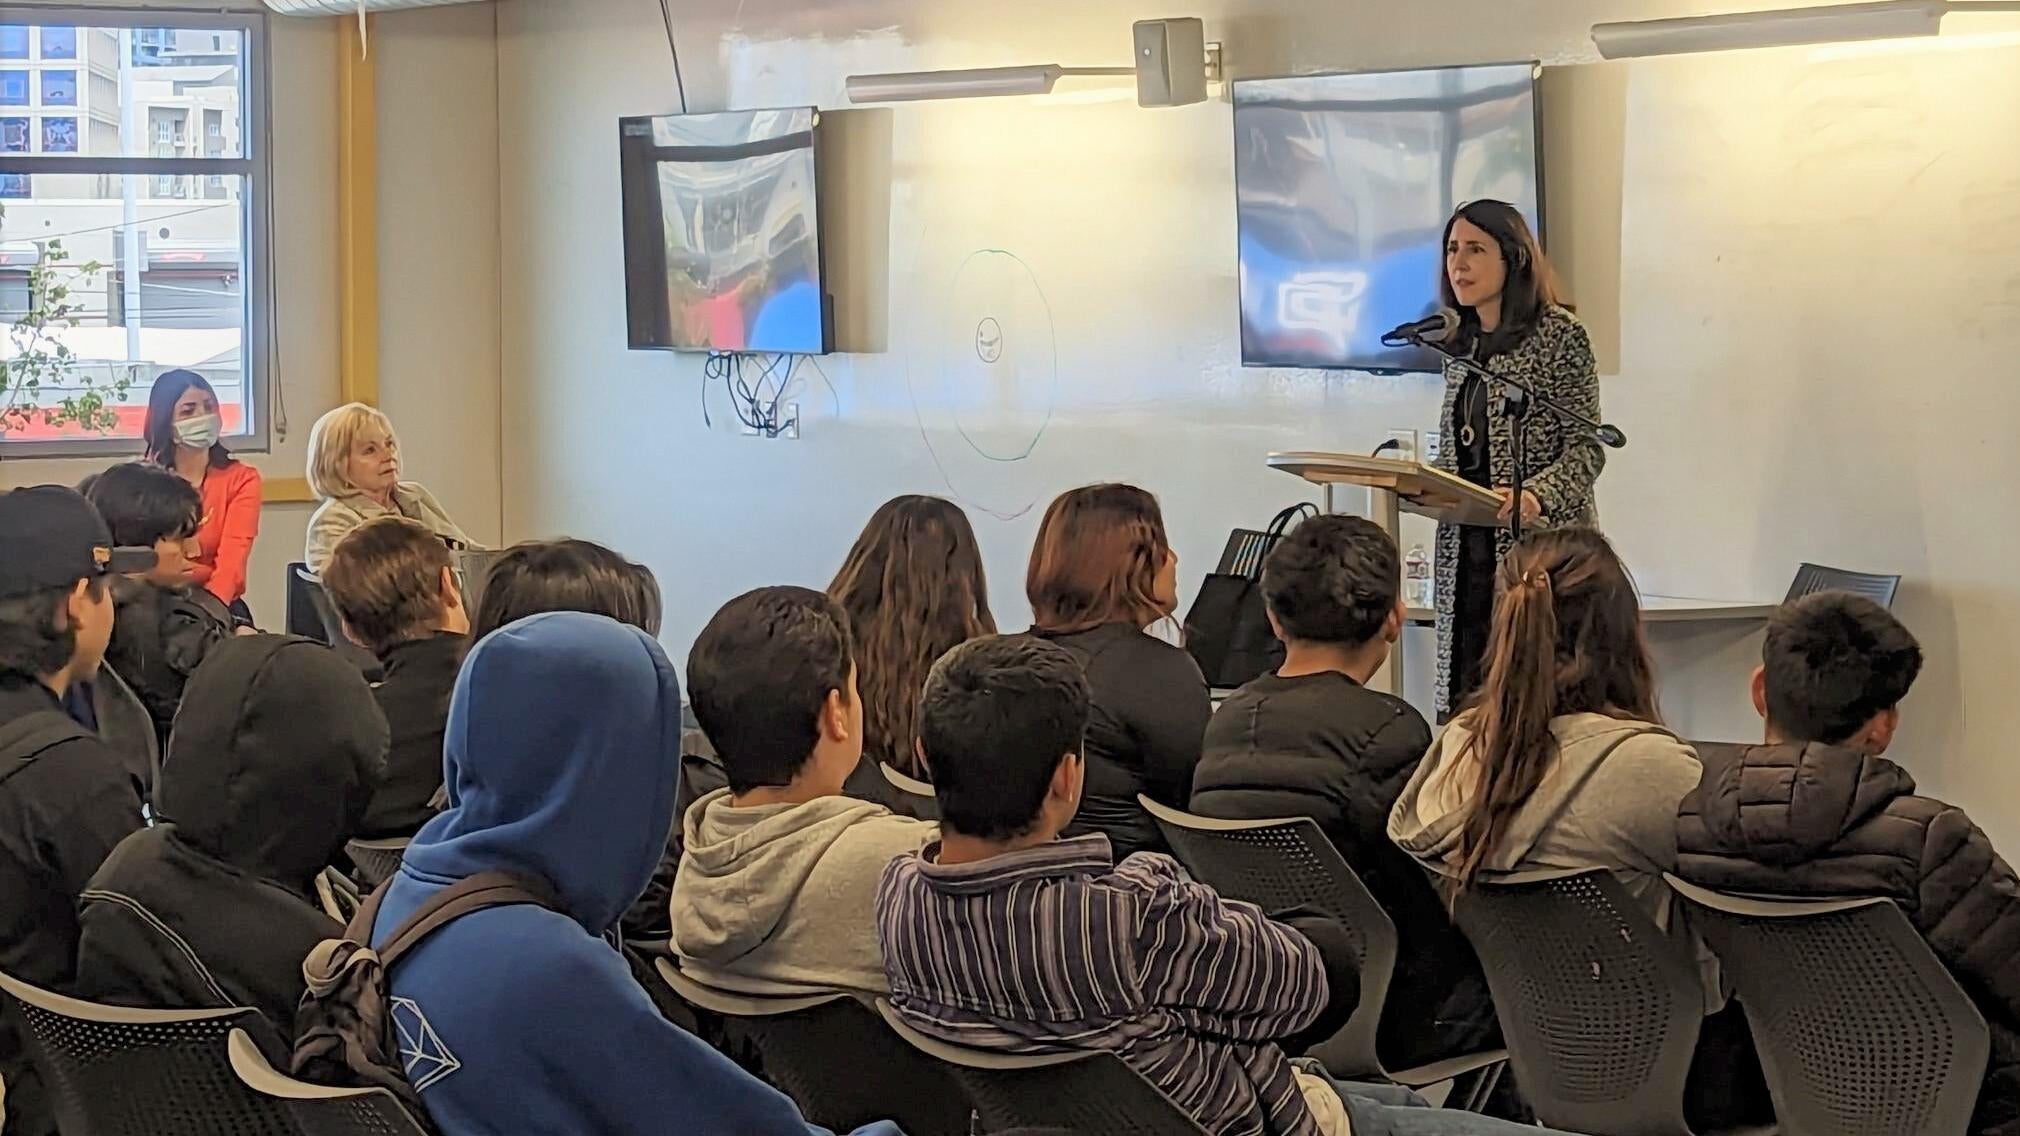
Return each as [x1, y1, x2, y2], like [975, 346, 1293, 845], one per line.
[828, 496, 995, 780]
[1388, 527, 1712, 996]
[1027, 483, 1207, 858]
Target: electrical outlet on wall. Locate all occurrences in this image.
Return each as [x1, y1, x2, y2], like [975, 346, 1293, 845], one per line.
[1383, 428, 1419, 464]
[1424, 431, 1443, 464]
[739, 403, 801, 440]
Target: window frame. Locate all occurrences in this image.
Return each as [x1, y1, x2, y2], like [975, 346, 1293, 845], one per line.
[0, 6, 270, 459]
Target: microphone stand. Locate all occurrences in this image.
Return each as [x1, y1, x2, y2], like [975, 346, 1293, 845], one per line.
[1389, 333, 1628, 542]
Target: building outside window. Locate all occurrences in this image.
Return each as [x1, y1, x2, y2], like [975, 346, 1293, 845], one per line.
[0, 14, 266, 454]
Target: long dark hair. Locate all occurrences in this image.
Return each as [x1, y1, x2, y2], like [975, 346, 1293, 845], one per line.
[1439, 200, 1561, 359]
[828, 495, 996, 776]
[143, 369, 231, 468]
[1449, 527, 1658, 896]
[1027, 483, 1172, 635]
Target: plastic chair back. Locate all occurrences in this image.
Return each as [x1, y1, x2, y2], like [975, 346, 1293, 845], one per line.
[874, 999, 1207, 1136]
[656, 961, 971, 1136]
[1140, 797, 1393, 1072]
[1452, 868, 1703, 1136]
[0, 969, 299, 1135]
[878, 762, 941, 821]
[289, 564, 384, 680]
[227, 1028, 428, 1135]
[344, 837, 410, 890]
[1668, 876, 1988, 1136]
[1785, 563, 1900, 607]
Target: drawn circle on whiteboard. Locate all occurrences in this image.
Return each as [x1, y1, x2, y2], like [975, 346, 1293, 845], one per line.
[975, 317, 1004, 364]
[939, 249, 1057, 464]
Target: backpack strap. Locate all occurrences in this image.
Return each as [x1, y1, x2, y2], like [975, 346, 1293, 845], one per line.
[0, 710, 92, 789]
[352, 870, 561, 971]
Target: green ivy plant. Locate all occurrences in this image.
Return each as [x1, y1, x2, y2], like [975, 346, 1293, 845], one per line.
[1, 231, 131, 443]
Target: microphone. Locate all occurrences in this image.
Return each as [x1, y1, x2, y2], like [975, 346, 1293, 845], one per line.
[1597, 424, 1628, 449]
[1380, 307, 1460, 348]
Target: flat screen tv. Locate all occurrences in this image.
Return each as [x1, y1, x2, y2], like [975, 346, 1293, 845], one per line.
[1233, 63, 1542, 373]
[619, 107, 831, 354]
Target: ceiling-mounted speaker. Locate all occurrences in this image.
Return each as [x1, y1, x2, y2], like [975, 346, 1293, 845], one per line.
[1133, 17, 1207, 107]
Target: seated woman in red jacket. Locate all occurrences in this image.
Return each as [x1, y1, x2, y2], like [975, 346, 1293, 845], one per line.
[143, 370, 261, 623]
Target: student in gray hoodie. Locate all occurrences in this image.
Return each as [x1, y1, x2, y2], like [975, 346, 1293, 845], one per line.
[1386, 528, 1715, 1003]
[671, 586, 936, 994]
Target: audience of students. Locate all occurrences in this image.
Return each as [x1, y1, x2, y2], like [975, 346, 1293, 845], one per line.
[321, 517, 471, 838]
[143, 369, 263, 618]
[75, 636, 388, 1050]
[82, 463, 238, 756]
[367, 611, 895, 1136]
[1676, 592, 2020, 1134]
[1191, 515, 1495, 1069]
[305, 402, 476, 574]
[0, 486, 147, 1136]
[672, 586, 936, 994]
[878, 634, 1569, 1136]
[1027, 483, 1209, 858]
[827, 494, 996, 782]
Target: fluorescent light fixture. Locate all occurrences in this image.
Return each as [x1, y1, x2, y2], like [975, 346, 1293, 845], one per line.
[1592, 0, 2020, 59]
[846, 65, 1135, 104]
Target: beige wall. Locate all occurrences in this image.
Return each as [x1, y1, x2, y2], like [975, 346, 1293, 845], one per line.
[0, 6, 501, 629]
[493, 0, 2020, 848]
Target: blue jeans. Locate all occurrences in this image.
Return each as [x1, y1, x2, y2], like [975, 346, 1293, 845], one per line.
[1292, 1061, 1570, 1136]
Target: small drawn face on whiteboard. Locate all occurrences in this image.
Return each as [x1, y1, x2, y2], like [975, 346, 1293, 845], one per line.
[975, 317, 1004, 364]
[1446, 217, 1507, 311]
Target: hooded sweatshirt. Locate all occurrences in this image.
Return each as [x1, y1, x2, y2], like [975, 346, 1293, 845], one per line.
[76, 635, 388, 1043]
[672, 787, 935, 994]
[370, 612, 897, 1136]
[1387, 711, 1720, 1004]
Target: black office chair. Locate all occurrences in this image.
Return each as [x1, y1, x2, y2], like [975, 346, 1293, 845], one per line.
[878, 762, 941, 821]
[875, 999, 1207, 1136]
[1453, 868, 1707, 1136]
[1785, 563, 1900, 607]
[1668, 876, 1987, 1136]
[227, 1028, 428, 1135]
[656, 961, 973, 1136]
[288, 564, 383, 680]
[1139, 796, 1505, 1100]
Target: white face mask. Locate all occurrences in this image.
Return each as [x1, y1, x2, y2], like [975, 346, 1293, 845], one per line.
[174, 412, 221, 450]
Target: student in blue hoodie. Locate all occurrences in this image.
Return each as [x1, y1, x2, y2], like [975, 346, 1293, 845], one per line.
[369, 610, 900, 1136]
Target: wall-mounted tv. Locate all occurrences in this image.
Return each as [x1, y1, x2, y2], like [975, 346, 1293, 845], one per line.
[1233, 63, 1542, 373]
[619, 107, 832, 355]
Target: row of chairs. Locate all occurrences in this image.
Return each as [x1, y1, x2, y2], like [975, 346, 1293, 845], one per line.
[0, 970, 425, 1136]
[1136, 796, 1988, 1136]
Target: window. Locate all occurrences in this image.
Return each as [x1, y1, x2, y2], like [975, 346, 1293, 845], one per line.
[0, 15, 265, 454]
[39, 69, 75, 106]
[40, 116, 75, 153]
[0, 26, 24, 59]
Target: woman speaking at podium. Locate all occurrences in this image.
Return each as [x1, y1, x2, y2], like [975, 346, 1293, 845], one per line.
[1432, 199, 1604, 716]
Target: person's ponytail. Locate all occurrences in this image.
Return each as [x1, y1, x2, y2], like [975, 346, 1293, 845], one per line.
[1452, 564, 1562, 895]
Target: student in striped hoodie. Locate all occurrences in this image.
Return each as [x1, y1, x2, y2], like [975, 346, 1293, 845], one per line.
[875, 634, 1571, 1136]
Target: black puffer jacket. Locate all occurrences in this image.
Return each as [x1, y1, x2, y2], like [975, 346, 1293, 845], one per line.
[1678, 742, 2020, 1136]
[1190, 670, 1496, 1068]
[76, 637, 388, 1046]
[104, 576, 234, 752]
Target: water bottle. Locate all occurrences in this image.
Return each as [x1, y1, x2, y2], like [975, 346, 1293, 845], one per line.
[1405, 543, 1431, 608]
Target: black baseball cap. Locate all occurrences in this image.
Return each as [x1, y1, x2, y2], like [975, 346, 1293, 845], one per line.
[0, 485, 156, 599]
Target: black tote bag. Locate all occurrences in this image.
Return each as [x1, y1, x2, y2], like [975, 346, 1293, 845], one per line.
[1183, 502, 1318, 689]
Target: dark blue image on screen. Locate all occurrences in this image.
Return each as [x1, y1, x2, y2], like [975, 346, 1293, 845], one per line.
[1233, 63, 1541, 373]
[619, 107, 830, 355]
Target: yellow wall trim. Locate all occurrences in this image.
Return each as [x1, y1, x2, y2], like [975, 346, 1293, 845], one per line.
[263, 476, 315, 504]
[337, 15, 379, 408]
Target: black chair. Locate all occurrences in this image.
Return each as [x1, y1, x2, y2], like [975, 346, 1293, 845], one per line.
[1668, 876, 1987, 1136]
[0, 969, 299, 1134]
[878, 762, 941, 821]
[344, 837, 410, 890]
[874, 999, 1208, 1136]
[1785, 563, 1900, 607]
[1453, 868, 1707, 1136]
[227, 1028, 428, 1134]
[1139, 796, 1505, 1100]
[656, 960, 972, 1136]
[288, 564, 384, 680]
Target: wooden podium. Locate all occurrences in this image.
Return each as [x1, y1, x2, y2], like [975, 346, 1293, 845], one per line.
[1265, 451, 1504, 696]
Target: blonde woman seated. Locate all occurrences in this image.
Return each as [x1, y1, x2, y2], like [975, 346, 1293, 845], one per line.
[304, 402, 477, 573]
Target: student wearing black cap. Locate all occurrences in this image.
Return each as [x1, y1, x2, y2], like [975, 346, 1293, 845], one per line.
[0, 485, 149, 1136]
